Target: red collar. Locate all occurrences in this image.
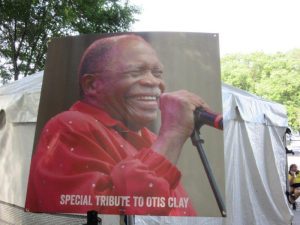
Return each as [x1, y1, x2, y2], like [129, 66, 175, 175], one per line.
[70, 100, 155, 152]
[70, 101, 131, 132]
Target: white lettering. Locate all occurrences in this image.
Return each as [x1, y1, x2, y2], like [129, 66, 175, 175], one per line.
[133, 196, 144, 207]
[95, 196, 130, 207]
[59, 195, 93, 206]
[167, 197, 189, 208]
[145, 197, 165, 208]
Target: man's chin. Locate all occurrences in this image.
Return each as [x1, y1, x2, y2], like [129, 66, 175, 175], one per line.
[127, 112, 157, 129]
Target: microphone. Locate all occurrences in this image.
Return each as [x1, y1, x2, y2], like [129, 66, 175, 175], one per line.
[194, 107, 223, 130]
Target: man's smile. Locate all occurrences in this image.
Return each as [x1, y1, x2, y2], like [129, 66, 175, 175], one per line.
[131, 95, 159, 101]
[126, 94, 160, 109]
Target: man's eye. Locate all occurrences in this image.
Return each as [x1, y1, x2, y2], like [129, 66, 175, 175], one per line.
[126, 69, 163, 78]
[152, 70, 163, 78]
[129, 70, 144, 77]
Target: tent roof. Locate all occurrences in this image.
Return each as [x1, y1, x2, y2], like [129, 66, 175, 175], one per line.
[0, 71, 43, 96]
[222, 83, 288, 127]
[0, 71, 43, 123]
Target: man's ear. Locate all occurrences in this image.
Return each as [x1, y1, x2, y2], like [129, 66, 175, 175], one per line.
[80, 74, 99, 96]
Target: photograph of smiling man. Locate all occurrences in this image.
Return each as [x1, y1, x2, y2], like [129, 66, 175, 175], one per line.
[25, 32, 225, 217]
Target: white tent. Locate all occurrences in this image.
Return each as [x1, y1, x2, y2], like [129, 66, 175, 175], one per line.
[0, 72, 42, 206]
[0, 72, 292, 225]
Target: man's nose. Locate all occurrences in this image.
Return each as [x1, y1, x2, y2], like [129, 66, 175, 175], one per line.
[139, 71, 162, 86]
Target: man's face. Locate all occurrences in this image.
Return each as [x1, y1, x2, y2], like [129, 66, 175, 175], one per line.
[93, 38, 166, 130]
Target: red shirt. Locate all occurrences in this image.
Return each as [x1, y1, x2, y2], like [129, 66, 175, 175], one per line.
[25, 101, 196, 216]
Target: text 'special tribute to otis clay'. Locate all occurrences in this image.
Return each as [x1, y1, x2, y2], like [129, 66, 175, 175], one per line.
[25, 32, 225, 217]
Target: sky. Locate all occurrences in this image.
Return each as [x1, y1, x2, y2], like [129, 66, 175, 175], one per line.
[130, 0, 300, 55]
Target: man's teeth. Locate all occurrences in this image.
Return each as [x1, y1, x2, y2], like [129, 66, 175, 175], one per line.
[135, 96, 157, 100]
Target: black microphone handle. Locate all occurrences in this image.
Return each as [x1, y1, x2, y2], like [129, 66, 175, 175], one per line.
[194, 107, 223, 130]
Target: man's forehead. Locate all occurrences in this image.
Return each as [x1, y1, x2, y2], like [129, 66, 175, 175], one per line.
[88, 34, 153, 60]
[115, 37, 155, 53]
[97, 35, 146, 51]
[109, 37, 162, 64]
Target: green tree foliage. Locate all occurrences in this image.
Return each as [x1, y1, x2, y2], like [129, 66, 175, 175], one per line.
[0, 0, 139, 83]
[221, 49, 300, 131]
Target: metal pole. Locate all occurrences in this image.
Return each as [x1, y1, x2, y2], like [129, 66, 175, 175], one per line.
[84, 210, 102, 225]
[125, 215, 135, 225]
[190, 128, 226, 217]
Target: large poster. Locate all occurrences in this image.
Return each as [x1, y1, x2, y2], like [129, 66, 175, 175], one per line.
[25, 32, 225, 217]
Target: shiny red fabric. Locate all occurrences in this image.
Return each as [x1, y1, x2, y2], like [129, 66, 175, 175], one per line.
[25, 101, 196, 216]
